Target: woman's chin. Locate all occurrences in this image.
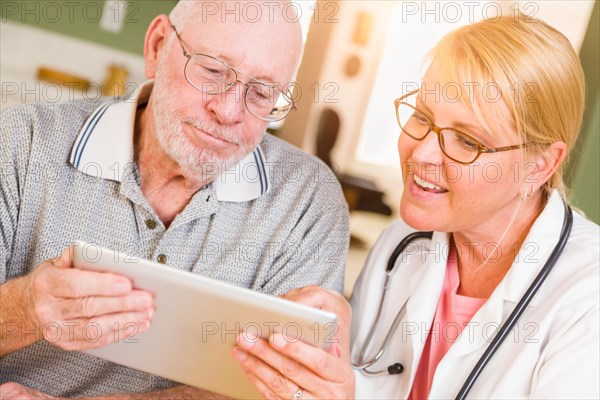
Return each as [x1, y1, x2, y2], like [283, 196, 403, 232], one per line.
[400, 202, 440, 232]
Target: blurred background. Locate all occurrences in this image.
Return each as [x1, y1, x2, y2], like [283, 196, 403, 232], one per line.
[1, 0, 598, 295]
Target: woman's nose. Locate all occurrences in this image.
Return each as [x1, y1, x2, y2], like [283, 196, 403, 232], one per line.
[411, 130, 445, 164]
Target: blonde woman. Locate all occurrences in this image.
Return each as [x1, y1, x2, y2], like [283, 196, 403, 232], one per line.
[232, 14, 599, 399]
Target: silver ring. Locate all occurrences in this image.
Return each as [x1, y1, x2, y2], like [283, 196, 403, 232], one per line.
[291, 388, 302, 400]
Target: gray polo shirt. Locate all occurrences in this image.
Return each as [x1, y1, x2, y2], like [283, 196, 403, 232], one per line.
[0, 82, 349, 397]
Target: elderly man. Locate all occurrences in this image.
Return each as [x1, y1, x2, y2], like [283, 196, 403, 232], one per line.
[0, 1, 349, 398]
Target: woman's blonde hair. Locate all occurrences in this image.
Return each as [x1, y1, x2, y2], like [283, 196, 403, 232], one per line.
[428, 14, 586, 200]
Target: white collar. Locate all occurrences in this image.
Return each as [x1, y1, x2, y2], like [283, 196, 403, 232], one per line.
[69, 81, 270, 202]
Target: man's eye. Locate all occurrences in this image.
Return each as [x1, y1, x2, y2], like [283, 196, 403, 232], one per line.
[199, 65, 227, 78]
[252, 90, 269, 100]
[248, 85, 274, 102]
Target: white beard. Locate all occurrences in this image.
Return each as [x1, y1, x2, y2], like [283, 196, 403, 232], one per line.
[151, 73, 261, 179]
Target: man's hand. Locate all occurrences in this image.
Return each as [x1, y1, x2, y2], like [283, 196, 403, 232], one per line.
[0, 383, 233, 400]
[0, 382, 58, 400]
[1, 247, 154, 355]
[26, 247, 154, 351]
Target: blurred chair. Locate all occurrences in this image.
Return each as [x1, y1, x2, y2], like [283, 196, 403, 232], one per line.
[315, 108, 392, 216]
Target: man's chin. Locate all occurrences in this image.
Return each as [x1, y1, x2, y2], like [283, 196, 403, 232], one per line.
[177, 152, 244, 181]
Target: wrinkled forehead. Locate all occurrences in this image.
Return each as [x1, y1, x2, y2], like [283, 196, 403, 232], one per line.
[177, 4, 302, 85]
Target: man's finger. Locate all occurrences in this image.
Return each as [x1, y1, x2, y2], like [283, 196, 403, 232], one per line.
[50, 310, 153, 351]
[55, 247, 74, 269]
[0, 382, 21, 399]
[63, 289, 153, 319]
[0, 382, 56, 400]
[41, 267, 132, 298]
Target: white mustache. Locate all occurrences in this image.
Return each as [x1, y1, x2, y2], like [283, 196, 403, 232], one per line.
[183, 118, 240, 145]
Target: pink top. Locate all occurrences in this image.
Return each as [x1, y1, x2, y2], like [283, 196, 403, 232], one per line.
[409, 245, 487, 400]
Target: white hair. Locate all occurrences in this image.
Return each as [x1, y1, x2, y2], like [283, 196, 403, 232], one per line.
[169, 0, 301, 30]
[168, 0, 303, 77]
[169, 0, 200, 29]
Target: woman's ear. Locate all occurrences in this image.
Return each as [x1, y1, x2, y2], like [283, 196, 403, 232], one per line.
[144, 14, 171, 80]
[531, 141, 567, 190]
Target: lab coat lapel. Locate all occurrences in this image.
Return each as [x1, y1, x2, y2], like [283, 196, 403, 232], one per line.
[428, 275, 518, 398]
[428, 290, 507, 397]
[404, 231, 449, 381]
[441, 193, 567, 362]
[429, 193, 568, 396]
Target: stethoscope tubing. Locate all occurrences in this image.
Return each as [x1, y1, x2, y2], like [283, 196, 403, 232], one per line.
[455, 202, 573, 399]
[351, 231, 432, 374]
[352, 201, 573, 399]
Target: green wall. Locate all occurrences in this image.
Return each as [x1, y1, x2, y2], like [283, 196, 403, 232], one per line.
[571, 92, 600, 224]
[568, 0, 600, 224]
[1, 0, 178, 55]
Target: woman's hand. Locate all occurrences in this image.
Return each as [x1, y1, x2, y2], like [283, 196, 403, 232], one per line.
[232, 286, 355, 400]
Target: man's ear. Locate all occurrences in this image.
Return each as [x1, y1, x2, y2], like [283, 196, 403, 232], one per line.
[144, 14, 171, 80]
[531, 141, 567, 190]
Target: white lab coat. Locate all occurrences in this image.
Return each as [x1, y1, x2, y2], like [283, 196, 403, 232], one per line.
[350, 191, 599, 399]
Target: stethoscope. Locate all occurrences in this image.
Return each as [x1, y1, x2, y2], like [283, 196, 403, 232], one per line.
[351, 201, 573, 400]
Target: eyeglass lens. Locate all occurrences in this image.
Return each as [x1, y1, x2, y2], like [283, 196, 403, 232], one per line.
[396, 102, 480, 163]
[184, 54, 292, 121]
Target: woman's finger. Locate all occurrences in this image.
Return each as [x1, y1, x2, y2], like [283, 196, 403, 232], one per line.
[282, 286, 345, 313]
[233, 343, 309, 400]
[268, 333, 345, 383]
[235, 331, 343, 387]
[239, 368, 310, 400]
[281, 286, 353, 363]
[237, 367, 272, 399]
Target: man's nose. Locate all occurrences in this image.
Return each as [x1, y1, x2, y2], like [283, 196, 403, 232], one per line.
[205, 82, 246, 125]
[412, 130, 445, 164]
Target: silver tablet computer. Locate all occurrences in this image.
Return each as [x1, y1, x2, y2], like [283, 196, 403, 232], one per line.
[72, 241, 338, 399]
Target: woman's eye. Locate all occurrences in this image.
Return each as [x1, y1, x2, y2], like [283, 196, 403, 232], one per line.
[458, 136, 479, 150]
[412, 111, 429, 124]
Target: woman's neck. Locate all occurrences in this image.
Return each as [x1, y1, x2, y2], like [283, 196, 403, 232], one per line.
[451, 196, 545, 298]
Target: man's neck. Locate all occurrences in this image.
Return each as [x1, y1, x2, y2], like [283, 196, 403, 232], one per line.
[133, 103, 212, 226]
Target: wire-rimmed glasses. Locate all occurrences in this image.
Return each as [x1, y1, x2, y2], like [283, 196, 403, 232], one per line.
[171, 24, 296, 122]
[394, 89, 535, 164]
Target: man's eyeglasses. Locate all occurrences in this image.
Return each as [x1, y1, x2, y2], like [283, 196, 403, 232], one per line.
[394, 90, 537, 165]
[171, 25, 296, 122]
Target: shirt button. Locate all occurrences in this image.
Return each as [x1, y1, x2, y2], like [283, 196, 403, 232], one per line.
[145, 219, 157, 230]
[157, 254, 167, 264]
